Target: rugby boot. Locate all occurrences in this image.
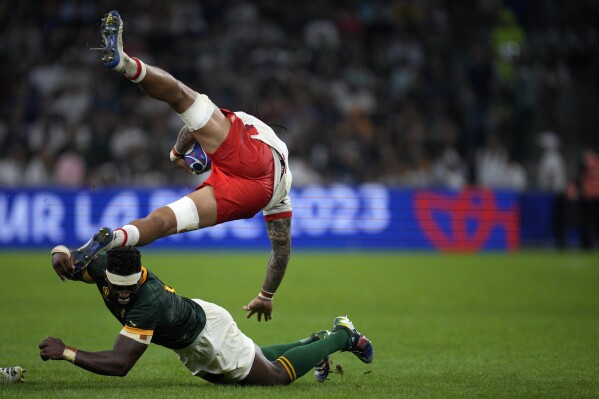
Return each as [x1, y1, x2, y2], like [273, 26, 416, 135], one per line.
[310, 330, 332, 383]
[0, 366, 25, 383]
[332, 316, 374, 364]
[72, 227, 114, 272]
[100, 10, 126, 70]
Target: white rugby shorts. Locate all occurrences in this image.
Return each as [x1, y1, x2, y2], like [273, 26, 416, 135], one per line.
[174, 299, 256, 382]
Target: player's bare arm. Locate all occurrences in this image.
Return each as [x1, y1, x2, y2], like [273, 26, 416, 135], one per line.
[39, 334, 147, 376]
[170, 125, 198, 173]
[244, 217, 291, 321]
[263, 217, 292, 292]
[173, 126, 195, 154]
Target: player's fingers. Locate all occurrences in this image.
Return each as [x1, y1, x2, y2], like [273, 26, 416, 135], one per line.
[52, 262, 63, 275]
[174, 159, 196, 174]
[53, 259, 72, 279]
[63, 260, 75, 276]
[55, 269, 68, 282]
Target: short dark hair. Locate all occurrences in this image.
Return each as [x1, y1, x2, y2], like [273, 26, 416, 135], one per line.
[107, 247, 141, 276]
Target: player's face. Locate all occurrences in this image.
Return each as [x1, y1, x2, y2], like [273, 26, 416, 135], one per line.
[107, 281, 140, 305]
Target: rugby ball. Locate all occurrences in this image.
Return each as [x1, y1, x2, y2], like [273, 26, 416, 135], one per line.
[184, 142, 212, 174]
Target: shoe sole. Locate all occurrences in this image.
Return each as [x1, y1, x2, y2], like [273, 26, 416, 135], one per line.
[101, 11, 122, 68]
[73, 227, 113, 272]
[314, 356, 330, 383]
[353, 336, 374, 364]
[312, 330, 332, 382]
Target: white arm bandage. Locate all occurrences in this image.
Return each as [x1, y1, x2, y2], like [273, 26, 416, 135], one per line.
[178, 94, 216, 131]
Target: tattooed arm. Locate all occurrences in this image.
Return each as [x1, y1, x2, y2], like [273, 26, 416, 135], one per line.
[262, 217, 292, 294]
[173, 125, 196, 154]
[243, 217, 291, 322]
[169, 125, 199, 173]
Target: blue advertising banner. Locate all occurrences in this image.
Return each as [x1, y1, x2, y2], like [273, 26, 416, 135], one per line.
[0, 185, 521, 251]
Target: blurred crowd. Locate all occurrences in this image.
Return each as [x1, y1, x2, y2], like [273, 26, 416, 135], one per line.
[1, 0, 598, 190]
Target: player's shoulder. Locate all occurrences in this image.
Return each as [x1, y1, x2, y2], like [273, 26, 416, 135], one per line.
[234, 111, 268, 126]
[233, 111, 254, 123]
[138, 270, 170, 299]
[85, 253, 108, 280]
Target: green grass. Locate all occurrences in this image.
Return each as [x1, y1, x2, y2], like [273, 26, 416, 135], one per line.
[1, 250, 598, 398]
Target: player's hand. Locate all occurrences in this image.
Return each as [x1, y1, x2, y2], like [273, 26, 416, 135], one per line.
[39, 337, 67, 361]
[171, 155, 195, 174]
[51, 246, 74, 281]
[243, 296, 273, 322]
[170, 147, 198, 175]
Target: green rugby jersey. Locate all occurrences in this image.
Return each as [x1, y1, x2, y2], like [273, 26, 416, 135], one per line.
[80, 254, 206, 350]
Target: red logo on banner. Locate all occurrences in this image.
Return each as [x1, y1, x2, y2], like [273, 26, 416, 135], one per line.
[413, 189, 519, 252]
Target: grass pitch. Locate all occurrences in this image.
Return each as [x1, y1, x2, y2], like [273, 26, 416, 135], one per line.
[1, 250, 598, 398]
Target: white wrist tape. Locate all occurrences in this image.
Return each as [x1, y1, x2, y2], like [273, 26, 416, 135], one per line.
[51, 245, 71, 256]
[62, 346, 77, 363]
[178, 94, 215, 131]
[170, 148, 183, 162]
[258, 293, 273, 302]
[166, 196, 200, 233]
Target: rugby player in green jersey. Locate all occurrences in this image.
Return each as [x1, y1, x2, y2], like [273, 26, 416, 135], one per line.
[41, 246, 373, 385]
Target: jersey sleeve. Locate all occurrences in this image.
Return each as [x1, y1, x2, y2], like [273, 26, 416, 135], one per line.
[120, 325, 153, 345]
[119, 295, 162, 345]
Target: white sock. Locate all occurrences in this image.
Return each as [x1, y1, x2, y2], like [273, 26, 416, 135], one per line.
[119, 56, 146, 83]
[112, 224, 141, 247]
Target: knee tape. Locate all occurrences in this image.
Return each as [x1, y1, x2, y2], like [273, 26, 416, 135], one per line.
[178, 94, 216, 131]
[166, 197, 200, 233]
